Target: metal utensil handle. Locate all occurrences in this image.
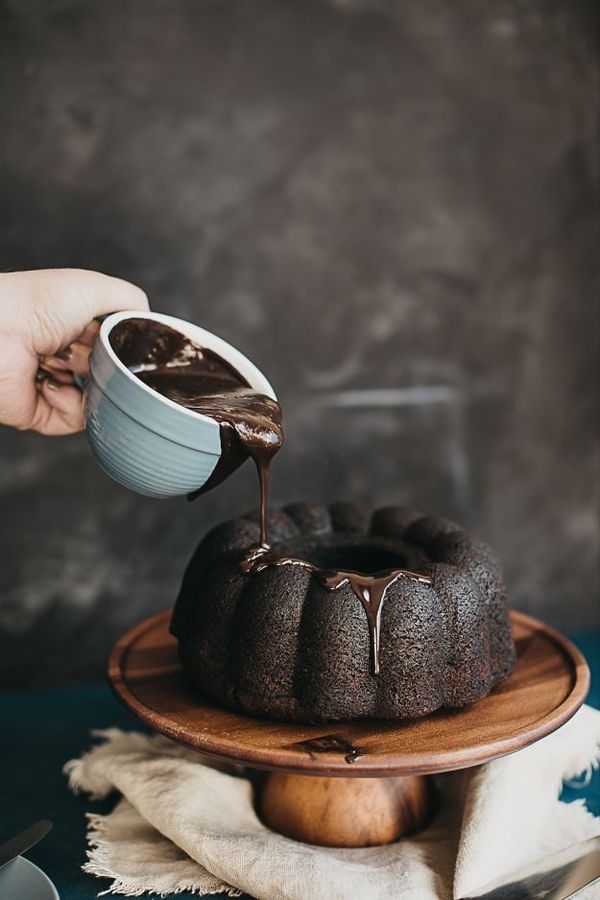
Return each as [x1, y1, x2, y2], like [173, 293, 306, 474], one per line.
[0, 819, 53, 870]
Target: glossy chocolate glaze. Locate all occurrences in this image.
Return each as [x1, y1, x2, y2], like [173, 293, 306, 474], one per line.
[110, 318, 283, 546]
[242, 545, 432, 675]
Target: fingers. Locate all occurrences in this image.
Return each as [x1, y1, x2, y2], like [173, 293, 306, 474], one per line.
[30, 380, 85, 435]
[36, 366, 74, 386]
[8, 268, 149, 357]
[41, 340, 92, 377]
[39, 319, 103, 385]
[79, 319, 101, 347]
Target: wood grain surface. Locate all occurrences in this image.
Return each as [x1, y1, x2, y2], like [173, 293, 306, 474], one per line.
[108, 610, 589, 777]
[257, 772, 432, 846]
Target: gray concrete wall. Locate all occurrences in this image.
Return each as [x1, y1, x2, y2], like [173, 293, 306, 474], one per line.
[0, 0, 598, 688]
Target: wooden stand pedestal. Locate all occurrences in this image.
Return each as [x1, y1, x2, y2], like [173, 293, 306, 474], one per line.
[109, 610, 588, 848]
[258, 772, 431, 846]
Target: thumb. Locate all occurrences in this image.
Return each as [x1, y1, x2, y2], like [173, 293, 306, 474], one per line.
[9, 268, 149, 357]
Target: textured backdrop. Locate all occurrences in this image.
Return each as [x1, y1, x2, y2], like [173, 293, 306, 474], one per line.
[0, 0, 598, 688]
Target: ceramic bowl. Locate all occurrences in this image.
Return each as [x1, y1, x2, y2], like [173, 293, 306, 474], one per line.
[0, 856, 59, 899]
[84, 310, 276, 498]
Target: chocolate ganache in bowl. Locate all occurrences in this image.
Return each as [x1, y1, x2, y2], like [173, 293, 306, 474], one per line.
[83, 311, 280, 504]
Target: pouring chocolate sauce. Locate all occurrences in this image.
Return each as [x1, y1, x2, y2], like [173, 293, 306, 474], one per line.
[110, 318, 283, 547]
[110, 317, 431, 676]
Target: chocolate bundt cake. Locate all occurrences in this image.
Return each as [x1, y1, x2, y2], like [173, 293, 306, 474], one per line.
[171, 503, 516, 722]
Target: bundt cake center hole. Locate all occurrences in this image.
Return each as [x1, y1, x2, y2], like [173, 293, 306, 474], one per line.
[273, 540, 412, 574]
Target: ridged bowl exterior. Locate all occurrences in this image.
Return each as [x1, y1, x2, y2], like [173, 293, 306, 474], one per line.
[84, 381, 220, 497]
[83, 311, 276, 499]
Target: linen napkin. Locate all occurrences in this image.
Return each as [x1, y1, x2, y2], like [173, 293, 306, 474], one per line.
[65, 705, 600, 899]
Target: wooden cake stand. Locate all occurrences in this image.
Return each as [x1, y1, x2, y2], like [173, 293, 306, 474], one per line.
[108, 610, 589, 848]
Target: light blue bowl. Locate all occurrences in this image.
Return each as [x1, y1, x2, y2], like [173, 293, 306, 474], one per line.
[84, 311, 277, 498]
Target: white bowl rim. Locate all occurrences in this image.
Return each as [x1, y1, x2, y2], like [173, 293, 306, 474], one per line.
[98, 310, 277, 429]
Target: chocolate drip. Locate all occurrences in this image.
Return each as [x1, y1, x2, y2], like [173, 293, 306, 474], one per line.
[319, 569, 429, 676]
[110, 319, 283, 547]
[243, 549, 432, 675]
[295, 734, 362, 764]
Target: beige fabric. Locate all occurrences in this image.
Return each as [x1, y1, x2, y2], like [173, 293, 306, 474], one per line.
[64, 705, 600, 899]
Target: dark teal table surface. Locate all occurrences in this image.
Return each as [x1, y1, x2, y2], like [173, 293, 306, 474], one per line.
[1, 632, 599, 900]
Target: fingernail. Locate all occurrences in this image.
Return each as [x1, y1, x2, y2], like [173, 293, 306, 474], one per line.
[35, 369, 47, 382]
[46, 378, 62, 390]
[56, 347, 72, 362]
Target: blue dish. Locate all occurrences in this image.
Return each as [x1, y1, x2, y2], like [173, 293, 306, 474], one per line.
[84, 311, 277, 498]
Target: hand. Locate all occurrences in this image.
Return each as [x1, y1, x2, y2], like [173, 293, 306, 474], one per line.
[0, 268, 148, 435]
